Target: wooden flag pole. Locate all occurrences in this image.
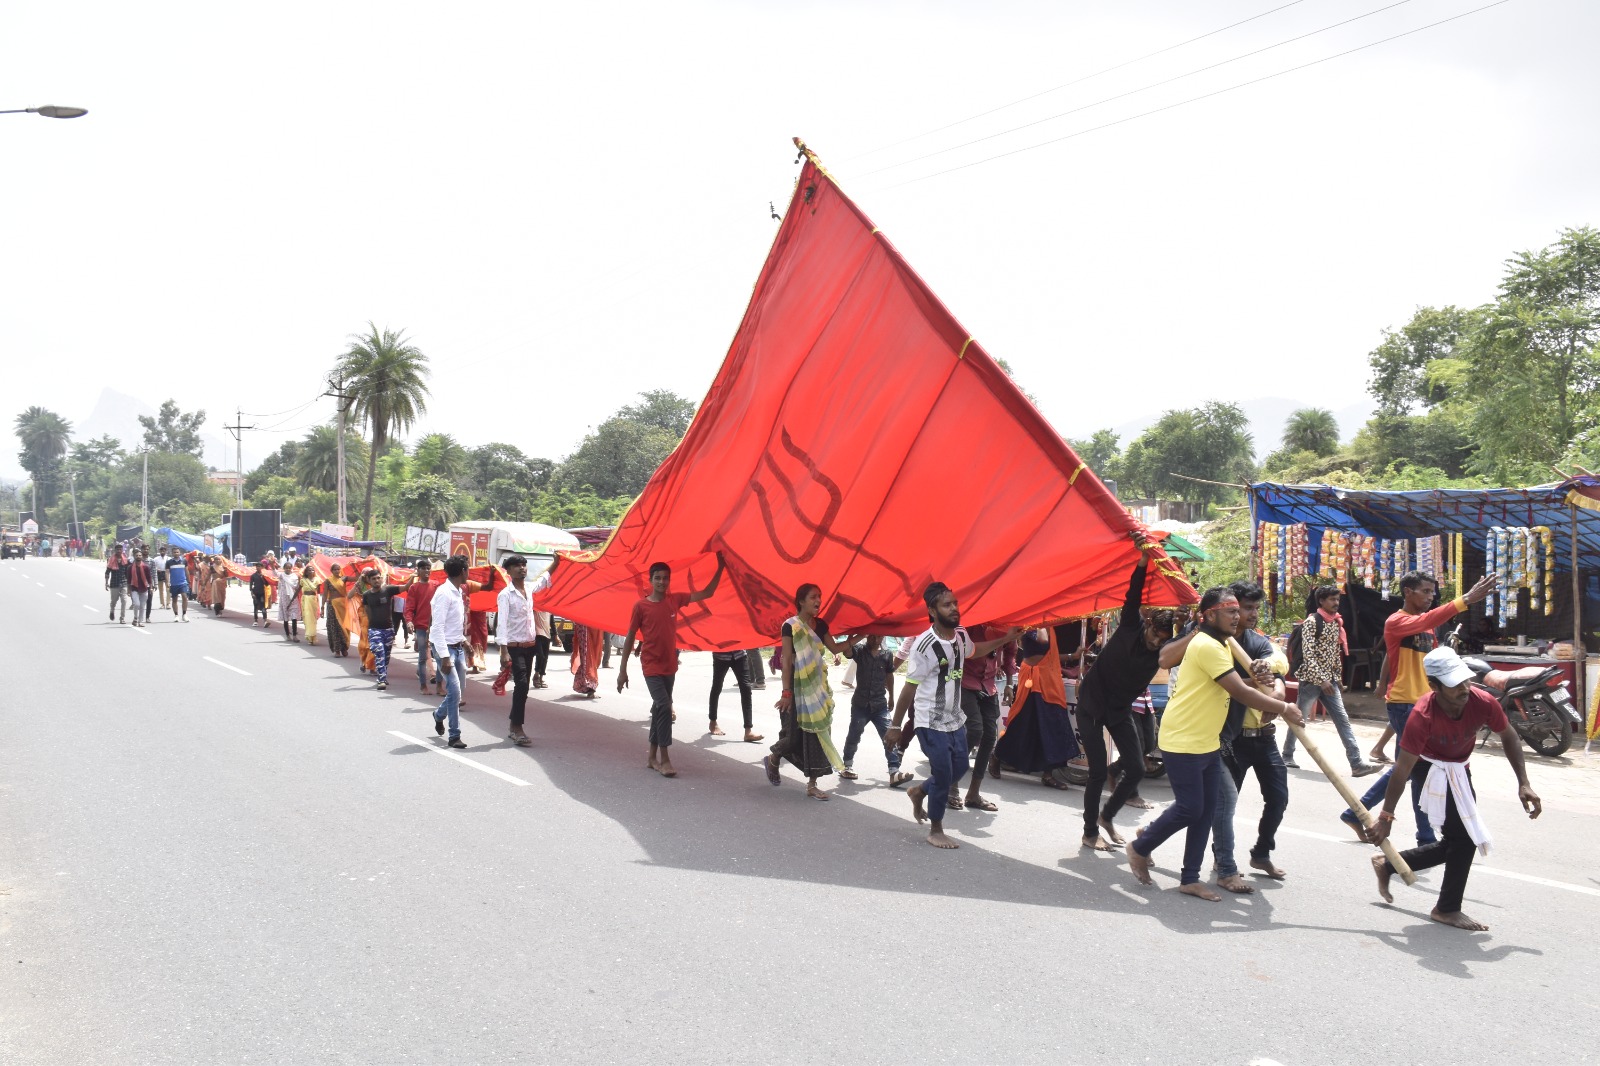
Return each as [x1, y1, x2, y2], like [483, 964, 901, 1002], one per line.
[1226, 636, 1416, 885]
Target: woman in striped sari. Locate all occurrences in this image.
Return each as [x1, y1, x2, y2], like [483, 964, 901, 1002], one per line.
[763, 583, 861, 801]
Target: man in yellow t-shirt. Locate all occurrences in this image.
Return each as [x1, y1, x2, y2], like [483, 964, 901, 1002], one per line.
[1128, 587, 1302, 901]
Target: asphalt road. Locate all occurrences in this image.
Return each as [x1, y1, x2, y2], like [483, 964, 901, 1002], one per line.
[3, 556, 1598, 1065]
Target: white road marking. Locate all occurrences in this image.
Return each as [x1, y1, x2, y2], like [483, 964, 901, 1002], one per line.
[387, 731, 531, 786]
[56, 592, 66, 598]
[203, 656, 251, 676]
[129, 625, 151, 636]
[1281, 826, 1600, 897]
[82, 605, 97, 613]
[1474, 865, 1600, 897]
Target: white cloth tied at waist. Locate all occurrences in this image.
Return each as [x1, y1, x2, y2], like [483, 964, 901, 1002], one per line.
[1421, 758, 1491, 857]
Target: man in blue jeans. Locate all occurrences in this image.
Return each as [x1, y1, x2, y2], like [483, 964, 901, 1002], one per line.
[429, 556, 470, 748]
[839, 634, 910, 786]
[1134, 588, 1302, 900]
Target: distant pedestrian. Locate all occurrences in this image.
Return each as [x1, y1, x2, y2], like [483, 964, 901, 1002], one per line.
[300, 563, 319, 643]
[166, 552, 191, 622]
[209, 558, 229, 616]
[250, 564, 269, 626]
[128, 550, 154, 627]
[708, 648, 762, 742]
[404, 559, 440, 693]
[278, 563, 303, 642]
[360, 569, 404, 690]
[152, 546, 169, 608]
[839, 634, 907, 786]
[104, 547, 130, 624]
[430, 556, 471, 748]
[618, 555, 727, 779]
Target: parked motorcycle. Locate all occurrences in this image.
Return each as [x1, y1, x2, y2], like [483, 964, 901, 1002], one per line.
[1459, 655, 1580, 757]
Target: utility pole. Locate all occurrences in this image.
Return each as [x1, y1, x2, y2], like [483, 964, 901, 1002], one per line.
[68, 469, 79, 541]
[223, 408, 257, 505]
[141, 448, 149, 534]
[326, 370, 352, 527]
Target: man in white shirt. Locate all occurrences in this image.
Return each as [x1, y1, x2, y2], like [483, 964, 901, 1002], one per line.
[429, 555, 470, 748]
[497, 554, 539, 746]
[887, 582, 1017, 850]
[529, 559, 556, 688]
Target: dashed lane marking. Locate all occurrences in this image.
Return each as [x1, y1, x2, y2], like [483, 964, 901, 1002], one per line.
[387, 731, 531, 787]
[1281, 826, 1600, 897]
[203, 656, 251, 676]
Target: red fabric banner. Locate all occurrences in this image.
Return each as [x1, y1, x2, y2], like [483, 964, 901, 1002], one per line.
[541, 146, 1196, 650]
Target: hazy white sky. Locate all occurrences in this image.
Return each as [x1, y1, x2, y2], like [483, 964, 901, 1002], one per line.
[3, 0, 1594, 481]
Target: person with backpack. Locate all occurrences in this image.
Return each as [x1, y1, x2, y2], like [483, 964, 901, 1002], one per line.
[1283, 585, 1380, 776]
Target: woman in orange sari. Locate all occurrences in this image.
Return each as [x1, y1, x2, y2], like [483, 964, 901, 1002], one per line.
[991, 626, 1080, 789]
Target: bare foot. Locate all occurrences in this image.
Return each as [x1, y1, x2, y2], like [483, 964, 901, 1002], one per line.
[908, 785, 929, 824]
[1369, 749, 1392, 765]
[708, 723, 725, 736]
[1179, 882, 1223, 902]
[1342, 817, 1370, 842]
[1125, 839, 1153, 885]
[1125, 796, 1155, 810]
[1082, 834, 1112, 852]
[1371, 854, 1393, 903]
[1216, 874, 1255, 895]
[656, 759, 677, 778]
[1097, 817, 1125, 845]
[744, 731, 764, 743]
[926, 828, 959, 849]
[1250, 857, 1287, 880]
[1430, 908, 1488, 931]
[647, 757, 659, 772]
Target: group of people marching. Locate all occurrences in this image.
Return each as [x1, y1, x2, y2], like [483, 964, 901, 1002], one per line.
[104, 533, 1544, 930]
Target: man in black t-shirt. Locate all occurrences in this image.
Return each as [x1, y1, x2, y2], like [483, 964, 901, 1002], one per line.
[1078, 546, 1177, 851]
[360, 569, 405, 691]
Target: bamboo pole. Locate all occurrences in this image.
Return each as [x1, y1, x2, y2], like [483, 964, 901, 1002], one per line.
[1572, 504, 1584, 724]
[1226, 636, 1416, 885]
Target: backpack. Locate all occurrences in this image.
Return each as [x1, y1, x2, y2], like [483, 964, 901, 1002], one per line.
[1286, 614, 1323, 676]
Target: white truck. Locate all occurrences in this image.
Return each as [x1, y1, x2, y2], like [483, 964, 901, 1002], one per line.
[445, 522, 582, 648]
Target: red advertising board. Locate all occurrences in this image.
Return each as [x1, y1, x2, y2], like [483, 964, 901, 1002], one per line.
[448, 530, 490, 566]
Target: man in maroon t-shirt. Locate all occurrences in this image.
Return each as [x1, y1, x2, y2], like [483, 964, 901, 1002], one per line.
[617, 554, 726, 778]
[1369, 647, 1541, 931]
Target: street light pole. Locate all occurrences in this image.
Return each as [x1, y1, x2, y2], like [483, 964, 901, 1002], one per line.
[141, 449, 149, 535]
[69, 469, 79, 541]
[0, 105, 89, 119]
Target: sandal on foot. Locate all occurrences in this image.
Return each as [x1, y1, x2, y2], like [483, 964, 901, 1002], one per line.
[889, 772, 915, 789]
[946, 796, 965, 810]
[762, 755, 782, 786]
[838, 768, 859, 780]
[966, 796, 998, 812]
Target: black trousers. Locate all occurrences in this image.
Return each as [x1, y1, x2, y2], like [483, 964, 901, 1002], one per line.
[1225, 733, 1290, 861]
[533, 635, 550, 677]
[961, 689, 1000, 786]
[508, 645, 536, 729]
[1385, 763, 1477, 913]
[1080, 707, 1143, 834]
[709, 656, 753, 730]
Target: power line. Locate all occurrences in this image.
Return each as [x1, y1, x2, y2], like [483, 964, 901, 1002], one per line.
[874, 0, 1513, 192]
[842, 0, 1311, 164]
[857, 0, 1415, 179]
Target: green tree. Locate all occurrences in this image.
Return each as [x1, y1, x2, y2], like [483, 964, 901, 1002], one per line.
[1460, 226, 1600, 481]
[1366, 306, 1474, 415]
[1118, 402, 1255, 505]
[398, 474, 460, 529]
[13, 406, 73, 509]
[554, 419, 678, 499]
[1069, 429, 1122, 482]
[291, 424, 368, 498]
[69, 435, 125, 470]
[481, 478, 531, 519]
[1281, 408, 1340, 456]
[529, 486, 632, 527]
[411, 432, 470, 482]
[468, 443, 552, 494]
[244, 439, 301, 497]
[138, 399, 207, 457]
[1348, 409, 1473, 479]
[617, 390, 697, 437]
[338, 323, 430, 537]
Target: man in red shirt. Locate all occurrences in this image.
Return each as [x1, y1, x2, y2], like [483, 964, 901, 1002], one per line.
[1341, 569, 1497, 844]
[617, 554, 727, 778]
[1369, 646, 1541, 931]
[404, 559, 440, 694]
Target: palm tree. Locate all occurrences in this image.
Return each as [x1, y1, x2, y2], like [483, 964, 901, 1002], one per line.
[13, 406, 73, 507]
[1281, 407, 1341, 457]
[337, 324, 430, 536]
[295, 424, 369, 495]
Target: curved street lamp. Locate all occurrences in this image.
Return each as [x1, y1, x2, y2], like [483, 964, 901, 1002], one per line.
[0, 105, 89, 119]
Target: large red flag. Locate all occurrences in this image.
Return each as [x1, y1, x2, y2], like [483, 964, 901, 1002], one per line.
[542, 141, 1196, 649]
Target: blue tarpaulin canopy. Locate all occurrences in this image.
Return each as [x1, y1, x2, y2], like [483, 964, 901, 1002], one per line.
[1249, 478, 1600, 575]
[156, 527, 216, 553]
